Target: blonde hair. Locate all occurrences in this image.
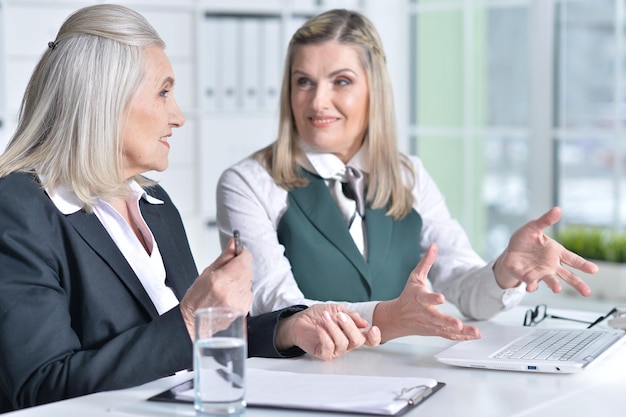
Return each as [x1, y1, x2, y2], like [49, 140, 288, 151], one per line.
[0, 4, 165, 211]
[255, 8, 414, 219]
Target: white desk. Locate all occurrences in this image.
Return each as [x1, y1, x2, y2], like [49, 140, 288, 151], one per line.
[5, 292, 626, 417]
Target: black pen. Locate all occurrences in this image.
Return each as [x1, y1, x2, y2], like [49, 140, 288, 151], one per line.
[233, 229, 242, 256]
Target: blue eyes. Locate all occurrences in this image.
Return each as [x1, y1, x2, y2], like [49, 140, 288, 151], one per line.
[160, 89, 170, 98]
[295, 78, 351, 87]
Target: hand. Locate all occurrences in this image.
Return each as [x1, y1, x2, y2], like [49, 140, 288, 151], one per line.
[275, 304, 381, 361]
[494, 206, 598, 295]
[180, 237, 253, 339]
[373, 243, 481, 343]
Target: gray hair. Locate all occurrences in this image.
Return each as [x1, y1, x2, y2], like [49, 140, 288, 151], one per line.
[0, 4, 165, 210]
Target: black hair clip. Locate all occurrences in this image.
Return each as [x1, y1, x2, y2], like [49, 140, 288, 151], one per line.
[48, 41, 57, 50]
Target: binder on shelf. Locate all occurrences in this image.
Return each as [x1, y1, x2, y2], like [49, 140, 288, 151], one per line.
[201, 15, 220, 111]
[217, 17, 240, 111]
[241, 18, 261, 110]
[260, 17, 282, 110]
[149, 368, 445, 416]
[201, 12, 283, 113]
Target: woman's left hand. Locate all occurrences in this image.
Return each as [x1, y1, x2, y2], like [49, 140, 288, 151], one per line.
[275, 304, 381, 361]
[494, 206, 598, 295]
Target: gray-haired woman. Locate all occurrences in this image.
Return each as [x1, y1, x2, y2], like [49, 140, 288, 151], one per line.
[0, 4, 379, 412]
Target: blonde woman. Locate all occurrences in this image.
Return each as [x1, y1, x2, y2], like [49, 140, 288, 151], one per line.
[217, 8, 597, 344]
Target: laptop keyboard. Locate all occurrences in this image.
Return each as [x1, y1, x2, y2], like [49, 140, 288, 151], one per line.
[493, 329, 603, 361]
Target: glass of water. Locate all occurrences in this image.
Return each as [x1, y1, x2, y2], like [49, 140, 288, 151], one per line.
[194, 307, 247, 416]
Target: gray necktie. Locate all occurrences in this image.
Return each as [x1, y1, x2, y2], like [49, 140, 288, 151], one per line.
[329, 167, 367, 257]
[342, 166, 366, 217]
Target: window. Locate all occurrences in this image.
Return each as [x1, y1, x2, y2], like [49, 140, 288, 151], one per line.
[555, 0, 626, 229]
[409, 0, 532, 258]
[410, 0, 626, 259]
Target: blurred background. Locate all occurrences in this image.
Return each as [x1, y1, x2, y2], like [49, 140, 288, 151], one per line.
[0, 0, 622, 276]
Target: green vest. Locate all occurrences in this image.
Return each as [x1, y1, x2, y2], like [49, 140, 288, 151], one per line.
[277, 171, 422, 302]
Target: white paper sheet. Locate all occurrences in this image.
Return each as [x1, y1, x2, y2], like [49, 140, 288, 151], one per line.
[177, 368, 439, 416]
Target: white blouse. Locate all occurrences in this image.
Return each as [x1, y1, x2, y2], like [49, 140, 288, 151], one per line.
[46, 179, 179, 315]
[216, 147, 525, 323]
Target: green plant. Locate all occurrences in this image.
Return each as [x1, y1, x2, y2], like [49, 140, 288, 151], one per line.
[554, 226, 626, 263]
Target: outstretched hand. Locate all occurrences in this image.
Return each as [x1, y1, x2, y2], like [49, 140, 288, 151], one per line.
[373, 243, 481, 343]
[493, 206, 598, 295]
[275, 304, 381, 361]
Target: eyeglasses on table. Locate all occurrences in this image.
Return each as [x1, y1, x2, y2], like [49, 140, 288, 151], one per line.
[523, 304, 621, 329]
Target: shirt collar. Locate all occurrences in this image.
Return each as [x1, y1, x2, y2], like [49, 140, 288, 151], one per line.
[298, 138, 370, 180]
[43, 176, 164, 215]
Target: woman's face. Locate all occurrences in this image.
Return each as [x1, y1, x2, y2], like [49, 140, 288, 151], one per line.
[290, 41, 369, 163]
[121, 45, 185, 179]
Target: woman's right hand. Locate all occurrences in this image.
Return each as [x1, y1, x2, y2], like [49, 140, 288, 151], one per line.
[179, 237, 253, 339]
[372, 243, 481, 343]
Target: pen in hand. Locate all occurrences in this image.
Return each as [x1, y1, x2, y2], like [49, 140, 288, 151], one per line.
[233, 229, 242, 256]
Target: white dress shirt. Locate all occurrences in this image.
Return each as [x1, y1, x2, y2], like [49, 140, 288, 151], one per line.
[216, 147, 526, 323]
[45, 179, 179, 315]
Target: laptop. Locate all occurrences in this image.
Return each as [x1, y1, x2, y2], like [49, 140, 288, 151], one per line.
[435, 324, 626, 373]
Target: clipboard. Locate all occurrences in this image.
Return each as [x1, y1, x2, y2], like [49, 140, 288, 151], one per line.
[149, 368, 445, 416]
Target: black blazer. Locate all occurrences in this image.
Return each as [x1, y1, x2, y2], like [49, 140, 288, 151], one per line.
[0, 172, 301, 412]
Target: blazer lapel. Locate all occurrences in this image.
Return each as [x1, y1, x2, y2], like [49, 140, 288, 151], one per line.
[365, 205, 393, 273]
[65, 210, 158, 318]
[290, 172, 370, 279]
[140, 201, 192, 300]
